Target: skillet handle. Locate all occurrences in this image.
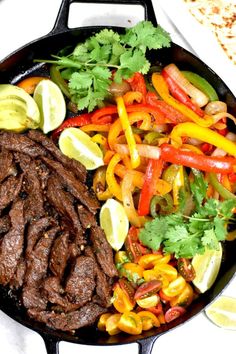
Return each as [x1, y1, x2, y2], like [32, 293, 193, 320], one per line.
[41, 334, 60, 354]
[50, 0, 157, 35]
[137, 335, 160, 354]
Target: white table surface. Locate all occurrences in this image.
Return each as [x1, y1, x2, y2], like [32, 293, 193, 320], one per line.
[0, 1, 235, 353]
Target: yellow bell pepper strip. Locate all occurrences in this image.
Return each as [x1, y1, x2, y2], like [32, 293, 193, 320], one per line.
[106, 153, 123, 201]
[93, 166, 113, 201]
[170, 122, 236, 157]
[118, 311, 143, 335]
[152, 73, 213, 127]
[172, 165, 185, 205]
[138, 158, 164, 216]
[116, 96, 141, 169]
[160, 143, 236, 173]
[81, 123, 111, 133]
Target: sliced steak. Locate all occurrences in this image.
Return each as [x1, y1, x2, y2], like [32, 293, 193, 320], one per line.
[0, 200, 25, 285]
[49, 231, 69, 278]
[22, 226, 59, 310]
[26, 217, 53, 258]
[0, 149, 16, 183]
[65, 256, 96, 307]
[0, 175, 23, 213]
[9, 258, 26, 289]
[0, 215, 11, 235]
[28, 130, 87, 183]
[90, 226, 118, 278]
[28, 302, 107, 331]
[46, 175, 85, 245]
[16, 153, 44, 221]
[41, 157, 99, 214]
[77, 205, 97, 230]
[0, 131, 47, 157]
[43, 276, 80, 312]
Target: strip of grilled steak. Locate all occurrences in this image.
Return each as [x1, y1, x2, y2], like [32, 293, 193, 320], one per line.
[0, 175, 23, 212]
[41, 156, 99, 214]
[0, 200, 25, 285]
[0, 150, 16, 183]
[26, 217, 53, 258]
[49, 231, 69, 278]
[65, 256, 96, 307]
[0, 215, 11, 235]
[90, 226, 118, 278]
[9, 258, 26, 289]
[0, 131, 48, 157]
[28, 130, 87, 183]
[28, 302, 107, 331]
[77, 205, 97, 230]
[46, 175, 85, 245]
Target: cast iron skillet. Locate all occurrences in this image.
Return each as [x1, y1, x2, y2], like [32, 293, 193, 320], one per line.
[0, 0, 236, 353]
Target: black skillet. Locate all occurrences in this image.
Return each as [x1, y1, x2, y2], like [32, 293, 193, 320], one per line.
[0, 0, 236, 353]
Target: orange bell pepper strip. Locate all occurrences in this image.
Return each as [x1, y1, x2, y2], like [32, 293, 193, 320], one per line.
[123, 91, 143, 105]
[17, 76, 49, 94]
[171, 122, 236, 157]
[152, 73, 213, 127]
[116, 96, 141, 169]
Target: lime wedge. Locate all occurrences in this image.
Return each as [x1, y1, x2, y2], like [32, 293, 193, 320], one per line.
[205, 295, 236, 330]
[33, 79, 66, 134]
[59, 127, 104, 170]
[192, 243, 222, 293]
[100, 198, 129, 251]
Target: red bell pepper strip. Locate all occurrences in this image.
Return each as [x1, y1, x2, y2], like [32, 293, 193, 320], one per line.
[91, 103, 167, 125]
[162, 70, 204, 117]
[51, 113, 92, 140]
[146, 91, 188, 124]
[160, 143, 236, 173]
[126, 72, 147, 103]
[138, 158, 164, 216]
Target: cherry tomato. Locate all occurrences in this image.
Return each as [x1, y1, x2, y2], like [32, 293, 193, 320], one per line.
[138, 254, 163, 269]
[113, 283, 135, 313]
[159, 289, 173, 303]
[154, 263, 178, 282]
[106, 313, 122, 335]
[138, 311, 160, 330]
[164, 306, 186, 323]
[153, 253, 171, 265]
[170, 283, 194, 307]
[147, 302, 163, 316]
[161, 275, 186, 298]
[125, 226, 143, 262]
[143, 269, 169, 286]
[115, 251, 130, 265]
[177, 258, 196, 282]
[119, 278, 135, 304]
[121, 262, 144, 282]
[136, 294, 160, 309]
[97, 313, 113, 331]
[118, 311, 143, 335]
[134, 280, 162, 300]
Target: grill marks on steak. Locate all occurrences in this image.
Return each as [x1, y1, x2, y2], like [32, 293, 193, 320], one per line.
[0, 130, 118, 332]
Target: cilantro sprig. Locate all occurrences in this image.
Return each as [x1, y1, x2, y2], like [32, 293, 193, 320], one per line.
[38, 21, 171, 112]
[139, 170, 236, 259]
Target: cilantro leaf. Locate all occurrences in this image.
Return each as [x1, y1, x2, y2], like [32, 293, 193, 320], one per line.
[190, 169, 208, 209]
[138, 216, 167, 251]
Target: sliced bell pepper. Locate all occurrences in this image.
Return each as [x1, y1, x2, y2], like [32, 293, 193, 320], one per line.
[182, 71, 219, 102]
[160, 143, 236, 173]
[138, 158, 164, 216]
[116, 96, 140, 169]
[208, 172, 236, 200]
[126, 72, 147, 103]
[51, 113, 92, 139]
[50, 65, 71, 98]
[170, 122, 236, 157]
[106, 153, 123, 201]
[150, 193, 173, 216]
[17, 76, 49, 95]
[162, 69, 205, 117]
[123, 91, 143, 105]
[152, 73, 213, 127]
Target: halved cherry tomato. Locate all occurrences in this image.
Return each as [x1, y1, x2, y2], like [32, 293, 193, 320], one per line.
[136, 294, 160, 309]
[170, 283, 194, 307]
[138, 254, 163, 269]
[161, 275, 186, 298]
[113, 283, 135, 313]
[164, 306, 186, 323]
[154, 263, 178, 282]
[106, 313, 122, 335]
[115, 251, 130, 265]
[97, 313, 113, 331]
[134, 280, 162, 300]
[152, 254, 171, 265]
[121, 262, 144, 282]
[138, 311, 160, 330]
[143, 269, 166, 284]
[157, 312, 166, 324]
[147, 302, 163, 316]
[177, 258, 196, 282]
[125, 226, 143, 262]
[118, 311, 143, 335]
[159, 289, 173, 303]
[119, 278, 136, 305]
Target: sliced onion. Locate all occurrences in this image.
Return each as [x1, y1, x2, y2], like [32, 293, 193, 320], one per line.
[204, 100, 227, 115]
[114, 143, 161, 159]
[164, 63, 209, 107]
[212, 112, 236, 124]
[211, 132, 236, 157]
